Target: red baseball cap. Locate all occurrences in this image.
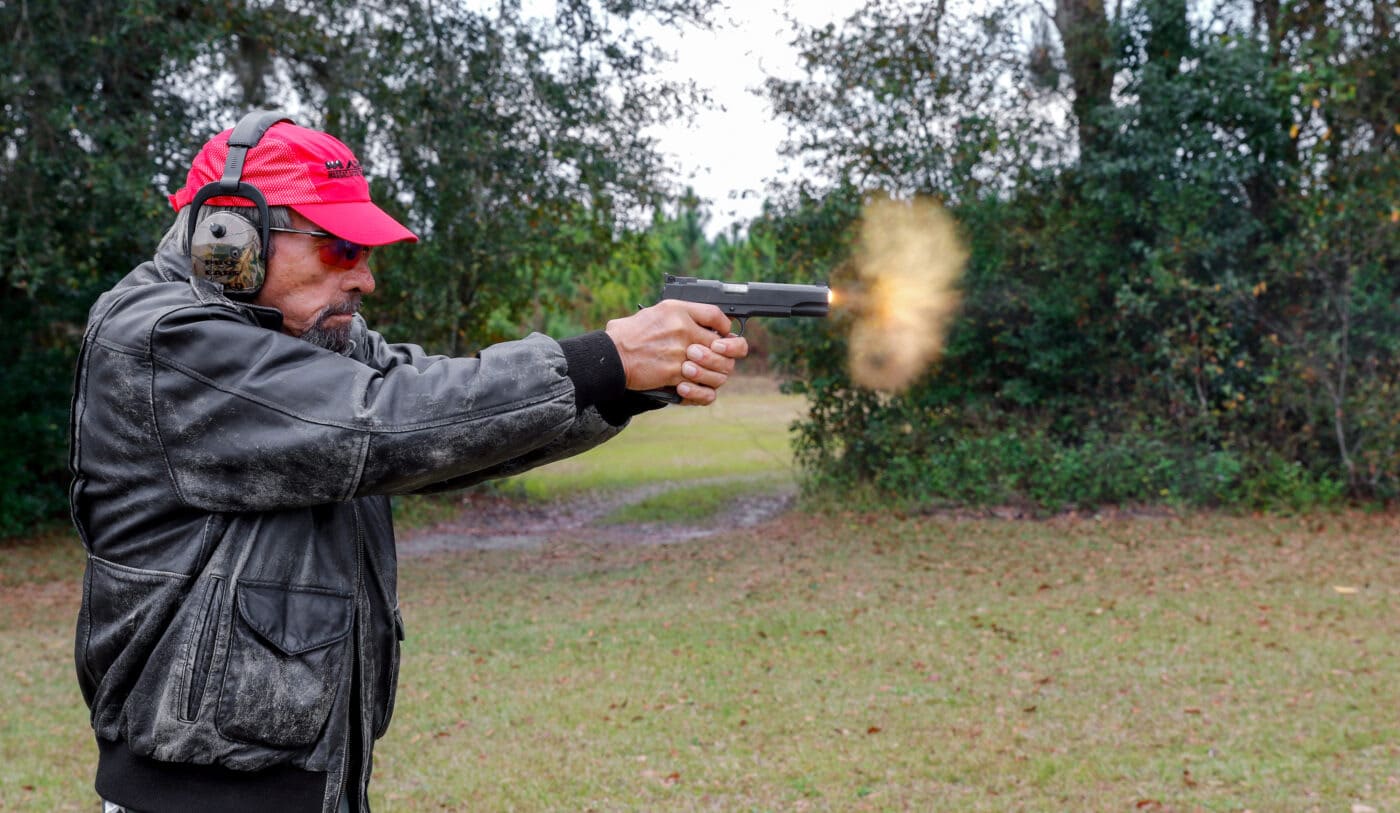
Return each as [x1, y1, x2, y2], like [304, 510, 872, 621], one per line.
[169, 122, 418, 246]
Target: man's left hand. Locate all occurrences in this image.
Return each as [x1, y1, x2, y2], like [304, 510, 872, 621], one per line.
[676, 335, 749, 405]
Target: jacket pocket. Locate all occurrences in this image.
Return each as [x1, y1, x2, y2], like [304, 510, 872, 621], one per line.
[179, 576, 225, 722]
[216, 581, 352, 749]
[372, 606, 405, 740]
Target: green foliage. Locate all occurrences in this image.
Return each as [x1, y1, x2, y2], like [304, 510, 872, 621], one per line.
[0, 0, 223, 534]
[326, 1, 719, 353]
[1251, 151, 1400, 497]
[762, 0, 1398, 512]
[796, 411, 1348, 515]
[762, 0, 1055, 197]
[568, 191, 735, 335]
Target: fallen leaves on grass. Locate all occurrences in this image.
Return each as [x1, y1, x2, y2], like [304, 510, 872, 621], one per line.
[641, 769, 681, 786]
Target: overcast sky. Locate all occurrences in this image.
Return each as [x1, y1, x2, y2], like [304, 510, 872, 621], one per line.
[644, 1, 869, 234]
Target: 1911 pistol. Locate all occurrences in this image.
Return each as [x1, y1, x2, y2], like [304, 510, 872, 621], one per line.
[659, 274, 831, 336]
[643, 274, 831, 403]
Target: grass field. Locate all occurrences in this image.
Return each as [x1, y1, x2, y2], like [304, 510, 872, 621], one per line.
[509, 376, 805, 499]
[3, 382, 1399, 811]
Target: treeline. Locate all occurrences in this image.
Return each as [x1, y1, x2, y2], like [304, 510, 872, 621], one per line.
[758, 0, 1399, 511]
[2, 1, 1396, 534]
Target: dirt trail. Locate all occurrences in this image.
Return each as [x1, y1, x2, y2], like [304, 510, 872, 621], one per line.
[398, 475, 797, 557]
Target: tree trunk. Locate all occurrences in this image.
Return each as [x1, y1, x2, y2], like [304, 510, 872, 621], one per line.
[1054, 0, 1115, 154]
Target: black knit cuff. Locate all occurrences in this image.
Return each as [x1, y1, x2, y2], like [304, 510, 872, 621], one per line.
[559, 331, 627, 410]
[595, 391, 669, 426]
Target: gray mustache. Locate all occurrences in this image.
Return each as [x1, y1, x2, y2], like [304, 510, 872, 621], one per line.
[317, 296, 361, 323]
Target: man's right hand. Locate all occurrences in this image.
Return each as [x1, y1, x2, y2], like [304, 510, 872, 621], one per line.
[604, 300, 750, 406]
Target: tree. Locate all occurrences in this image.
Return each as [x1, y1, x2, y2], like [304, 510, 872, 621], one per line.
[765, 0, 1053, 200]
[1053, 0, 1116, 152]
[0, 1, 226, 534]
[323, 0, 718, 354]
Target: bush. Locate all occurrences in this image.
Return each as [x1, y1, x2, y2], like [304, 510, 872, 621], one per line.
[757, 2, 1397, 515]
[796, 409, 1350, 516]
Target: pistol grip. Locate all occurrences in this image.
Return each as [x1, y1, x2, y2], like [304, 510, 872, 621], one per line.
[640, 387, 683, 405]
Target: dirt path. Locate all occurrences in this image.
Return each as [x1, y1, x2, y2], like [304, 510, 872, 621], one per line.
[397, 475, 797, 557]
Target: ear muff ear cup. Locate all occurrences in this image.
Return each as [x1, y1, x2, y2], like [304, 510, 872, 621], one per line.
[190, 211, 265, 293]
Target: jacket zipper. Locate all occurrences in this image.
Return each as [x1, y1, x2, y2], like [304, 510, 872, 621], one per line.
[335, 503, 367, 813]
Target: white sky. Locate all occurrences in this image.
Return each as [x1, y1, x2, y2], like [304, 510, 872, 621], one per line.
[643, 1, 869, 235]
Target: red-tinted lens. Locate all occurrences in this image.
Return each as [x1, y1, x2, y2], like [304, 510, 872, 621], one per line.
[318, 238, 372, 269]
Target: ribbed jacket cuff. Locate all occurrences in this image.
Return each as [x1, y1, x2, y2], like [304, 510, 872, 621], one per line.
[595, 391, 669, 425]
[558, 330, 626, 410]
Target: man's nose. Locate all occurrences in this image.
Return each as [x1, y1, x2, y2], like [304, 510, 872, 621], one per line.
[342, 259, 376, 295]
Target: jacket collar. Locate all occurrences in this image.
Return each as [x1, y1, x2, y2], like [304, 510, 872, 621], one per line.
[154, 247, 285, 331]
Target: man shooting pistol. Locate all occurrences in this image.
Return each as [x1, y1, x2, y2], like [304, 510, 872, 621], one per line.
[644, 274, 832, 403]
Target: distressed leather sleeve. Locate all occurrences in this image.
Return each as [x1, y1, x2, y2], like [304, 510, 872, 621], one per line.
[350, 320, 451, 374]
[352, 327, 651, 496]
[411, 406, 626, 494]
[354, 325, 635, 415]
[148, 306, 582, 510]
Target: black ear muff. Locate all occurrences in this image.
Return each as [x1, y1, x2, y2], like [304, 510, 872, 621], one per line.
[185, 109, 293, 297]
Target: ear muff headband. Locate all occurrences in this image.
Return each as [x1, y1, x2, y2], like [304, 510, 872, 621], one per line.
[185, 110, 293, 295]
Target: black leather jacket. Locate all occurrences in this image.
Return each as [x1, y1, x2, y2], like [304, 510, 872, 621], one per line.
[69, 249, 637, 812]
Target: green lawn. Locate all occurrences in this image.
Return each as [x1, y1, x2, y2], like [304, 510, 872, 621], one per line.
[509, 381, 805, 498]
[3, 383, 1398, 811]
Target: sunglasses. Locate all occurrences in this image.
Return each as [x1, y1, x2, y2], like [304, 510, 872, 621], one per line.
[268, 227, 374, 269]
